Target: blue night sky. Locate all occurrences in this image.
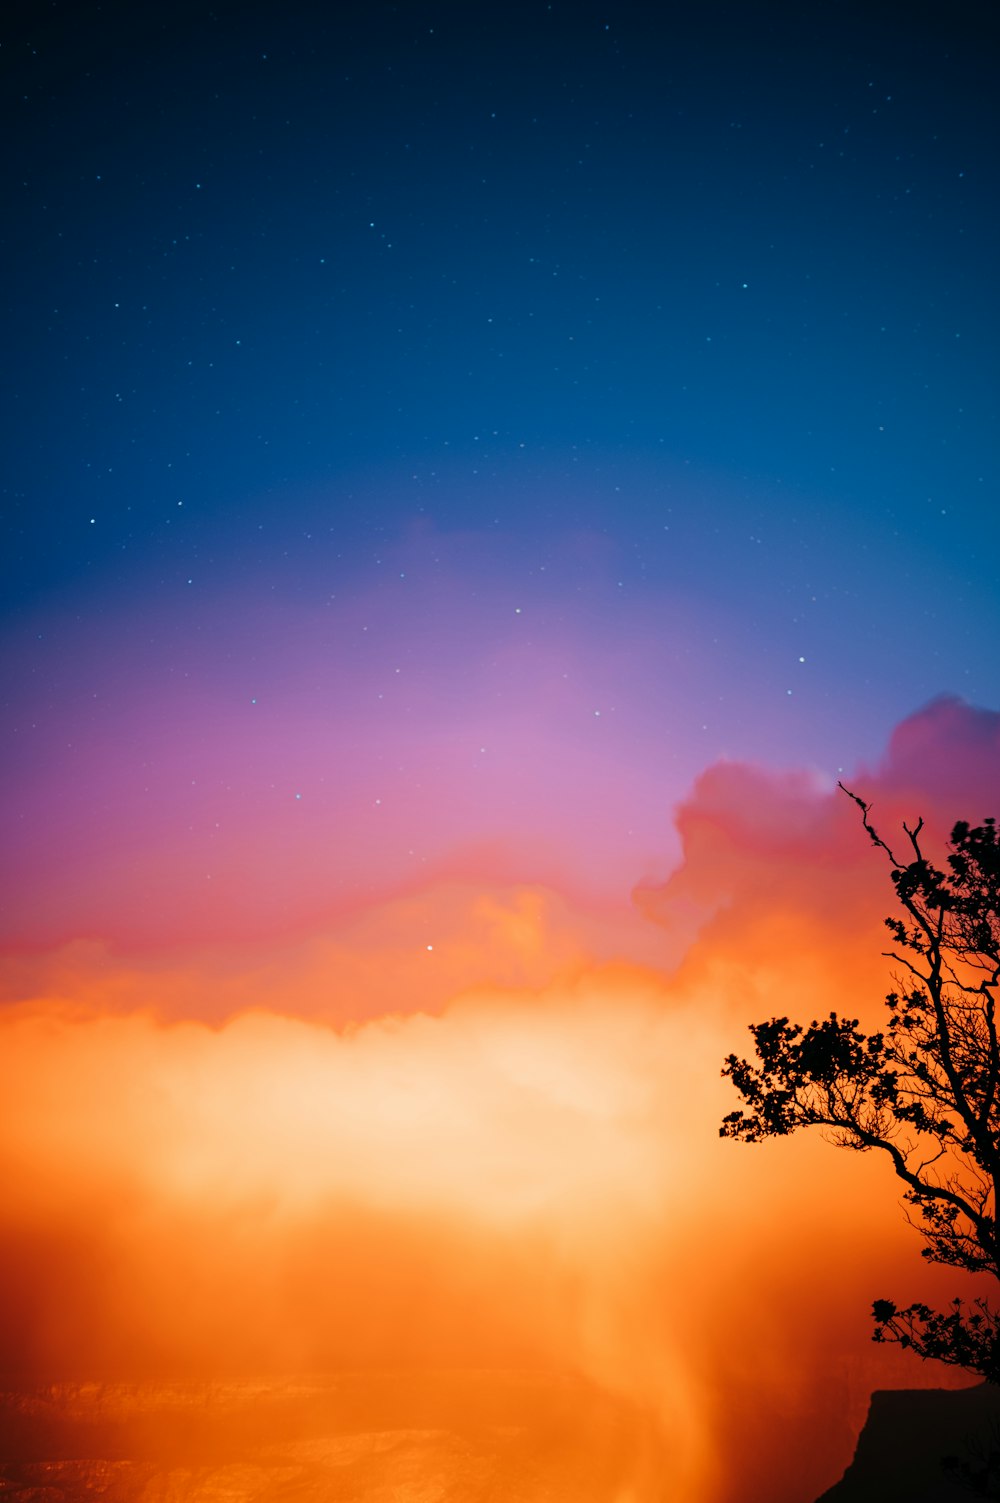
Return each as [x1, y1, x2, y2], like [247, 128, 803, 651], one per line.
[1, 0, 998, 944]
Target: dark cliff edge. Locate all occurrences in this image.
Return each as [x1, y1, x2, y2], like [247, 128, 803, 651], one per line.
[815, 1383, 1000, 1502]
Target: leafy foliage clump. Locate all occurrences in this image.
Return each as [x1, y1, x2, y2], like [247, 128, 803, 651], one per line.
[722, 789, 1000, 1380]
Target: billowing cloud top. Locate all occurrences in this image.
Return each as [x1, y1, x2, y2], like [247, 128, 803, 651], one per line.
[0, 695, 996, 1502]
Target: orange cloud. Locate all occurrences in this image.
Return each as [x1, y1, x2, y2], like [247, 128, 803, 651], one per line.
[1, 696, 996, 1502]
[0, 960, 967, 1502]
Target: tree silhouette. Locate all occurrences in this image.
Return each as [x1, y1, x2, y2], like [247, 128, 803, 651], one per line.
[721, 787, 1000, 1381]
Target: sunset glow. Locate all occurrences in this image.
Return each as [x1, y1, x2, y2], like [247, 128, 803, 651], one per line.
[3, 3, 996, 1497]
[2, 693, 996, 1501]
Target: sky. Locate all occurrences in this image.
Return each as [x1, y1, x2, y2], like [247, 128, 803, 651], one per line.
[0, 2, 998, 1501]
